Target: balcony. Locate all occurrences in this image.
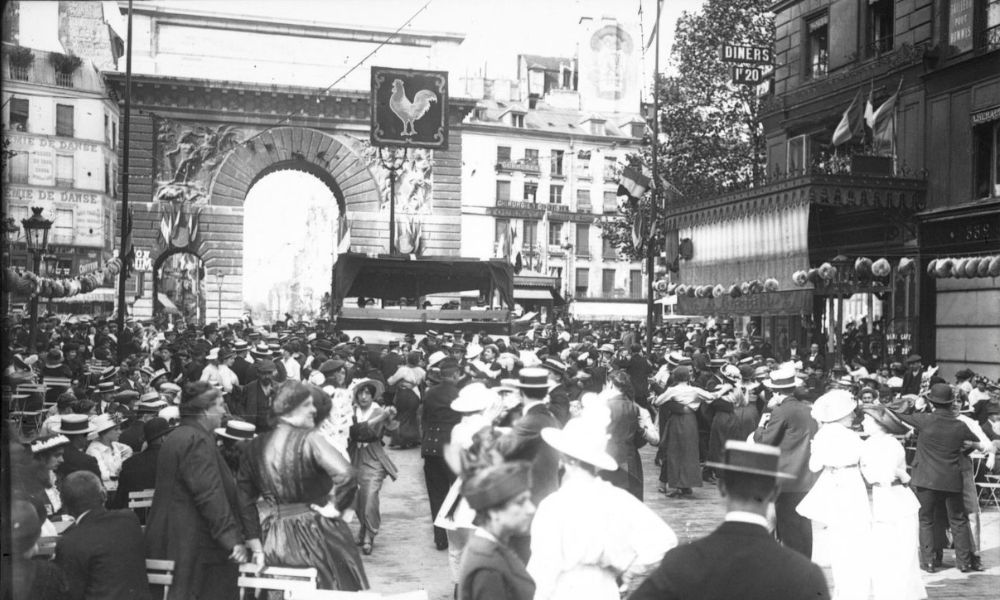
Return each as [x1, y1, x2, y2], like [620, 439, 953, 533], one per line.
[55, 72, 74, 88]
[981, 24, 1000, 54]
[495, 159, 541, 175]
[9, 65, 29, 81]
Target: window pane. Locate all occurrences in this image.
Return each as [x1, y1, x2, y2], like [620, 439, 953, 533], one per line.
[56, 104, 74, 137]
[577, 189, 591, 209]
[603, 156, 617, 180]
[495, 219, 509, 246]
[10, 98, 29, 131]
[808, 16, 829, 78]
[575, 268, 589, 295]
[602, 269, 615, 294]
[551, 150, 564, 175]
[57, 155, 73, 186]
[9, 152, 29, 183]
[603, 236, 617, 259]
[497, 146, 511, 162]
[524, 182, 538, 202]
[974, 123, 993, 199]
[549, 184, 562, 204]
[496, 180, 510, 202]
[524, 149, 538, 164]
[53, 209, 74, 244]
[576, 223, 590, 255]
[548, 222, 562, 245]
[523, 220, 537, 247]
[603, 191, 619, 212]
[630, 271, 643, 298]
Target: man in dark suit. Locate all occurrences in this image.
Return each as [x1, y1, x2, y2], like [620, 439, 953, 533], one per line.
[111, 417, 171, 516]
[752, 367, 818, 558]
[901, 353, 924, 396]
[52, 414, 101, 480]
[146, 381, 262, 599]
[55, 470, 153, 600]
[631, 441, 830, 600]
[229, 340, 255, 386]
[496, 367, 561, 562]
[421, 361, 463, 550]
[894, 383, 982, 573]
[805, 343, 825, 371]
[238, 359, 277, 432]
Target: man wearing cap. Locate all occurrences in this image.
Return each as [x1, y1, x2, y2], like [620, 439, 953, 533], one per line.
[541, 358, 577, 427]
[632, 441, 830, 600]
[53, 414, 102, 480]
[146, 381, 263, 599]
[422, 361, 465, 551]
[239, 359, 278, 433]
[893, 383, 982, 573]
[752, 366, 818, 558]
[457, 462, 537, 600]
[111, 417, 172, 517]
[901, 354, 923, 396]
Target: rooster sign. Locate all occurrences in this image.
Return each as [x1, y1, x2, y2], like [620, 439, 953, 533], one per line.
[371, 67, 448, 149]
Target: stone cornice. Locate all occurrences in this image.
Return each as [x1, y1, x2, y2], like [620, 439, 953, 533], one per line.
[463, 123, 640, 146]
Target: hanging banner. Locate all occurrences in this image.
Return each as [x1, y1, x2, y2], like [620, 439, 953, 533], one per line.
[371, 67, 449, 149]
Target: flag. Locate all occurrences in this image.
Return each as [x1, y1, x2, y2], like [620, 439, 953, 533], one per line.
[864, 86, 875, 130]
[618, 165, 651, 199]
[871, 80, 902, 153]
[645, 0, 664, 50]
[540, 209, 550, 273]
[632, 208, 646, 253]
[832, 88, 866, 146]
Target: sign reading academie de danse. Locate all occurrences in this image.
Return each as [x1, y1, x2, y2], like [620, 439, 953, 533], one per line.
[370, 67, 449, 150]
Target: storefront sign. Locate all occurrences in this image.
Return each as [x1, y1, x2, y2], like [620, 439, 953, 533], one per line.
[731, 66, 764, 84]
[487, 200, 597, 224]
[677, 289, 812, 317]
[5, 133, 102, 153]
[948, 0, 974, 54]
[2, 185, 109, 248]
[133, 248, 153, 272]
[972, 105, 1000, 125]
[719, 44, 773, 65]
[28, 149, 55, 186]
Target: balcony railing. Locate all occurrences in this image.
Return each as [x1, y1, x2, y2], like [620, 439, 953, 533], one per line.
[981, 24, 1000, 54]
[864, 36, 894, 58]
[55, 72, 74, 88]
[9, 65, 29, 81]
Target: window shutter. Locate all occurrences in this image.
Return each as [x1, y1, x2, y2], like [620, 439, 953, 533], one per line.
[828, 3, 857, 71]
[56, 104, 74, 136]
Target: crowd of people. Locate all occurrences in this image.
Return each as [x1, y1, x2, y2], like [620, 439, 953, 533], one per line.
[4, 311, 1000, 600]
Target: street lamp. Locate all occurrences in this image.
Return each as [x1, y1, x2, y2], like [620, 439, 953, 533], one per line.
[21, 207, 53, 351]
[216, 270, 225, 324]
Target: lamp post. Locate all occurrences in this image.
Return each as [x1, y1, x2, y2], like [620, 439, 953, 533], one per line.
[216, 270, 225, 324]
[21, 207, 53, 352]
[2, 218, 20, 320]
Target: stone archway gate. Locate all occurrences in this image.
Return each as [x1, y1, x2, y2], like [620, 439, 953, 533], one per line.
[105, 73, 473, 322]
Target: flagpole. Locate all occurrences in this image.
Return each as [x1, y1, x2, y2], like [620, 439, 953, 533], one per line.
[116, 0, 133, 362]
[646, 0, 663, 356]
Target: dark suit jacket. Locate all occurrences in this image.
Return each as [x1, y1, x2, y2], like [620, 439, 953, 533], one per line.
[458, 533, 535, 600]
[421, 381, 462, 457]
[118, 419, 146, 453]
[55, 508, 152, 600]
[497, 403, 561, 505]
[897, 409, 979, 492]
[110, 445, 161, 512]
[230, 357, 255, 386]
[240, 379, 276, 432]
[805, 352, 825, 371]
[631, 521, 829, 600]
[145, 419, 260, 599]
[56, 443, 101, 480]
[753, 397, 818, 493]
[901, 369, 922, 395]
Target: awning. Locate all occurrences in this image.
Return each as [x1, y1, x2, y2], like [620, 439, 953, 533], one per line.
[677, 289, 812, 317]
[677, 202, 811, 294]
[333, 253, 514, 309]
[49, 288, 116, 304]
[513, 287, 566, 305]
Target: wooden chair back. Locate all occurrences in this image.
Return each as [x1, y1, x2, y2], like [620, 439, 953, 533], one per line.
[237, 563, 318, 596]
[146, 558, 175, 600]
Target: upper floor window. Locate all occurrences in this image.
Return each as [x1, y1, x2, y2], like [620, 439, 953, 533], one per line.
[524, 148, 539, 165]
[9, 97, 29, 131]
[551, 150, 564, 176]
[806, 13, 829, 79]
[511, 113, 525, 128]
[112, 120, 117, 151]
[497, 146, 511, 163]
[867, 0, 894, 56]
[983, 0, 1000, 52]
[548, 221, 563, 246]
[57, 154, 74, 187]
[105, 114, 110, 143]
[496, 180, 511, 202]
[55, 104, 74, 137]
[524, 181, 538, 203]
[8, 151, 28, 183]
[549, 184, 563, 204]
[973, 118, 1000, 199]
[603, 156, 618, 180]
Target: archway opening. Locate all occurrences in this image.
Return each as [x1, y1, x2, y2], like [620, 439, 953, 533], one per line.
[243, 170, 340, 325]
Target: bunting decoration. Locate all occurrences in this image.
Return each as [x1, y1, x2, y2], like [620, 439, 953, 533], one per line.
[5, 257, 124, 299]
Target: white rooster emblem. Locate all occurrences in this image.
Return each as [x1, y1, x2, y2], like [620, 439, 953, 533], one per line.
[388, 79, 438, 137]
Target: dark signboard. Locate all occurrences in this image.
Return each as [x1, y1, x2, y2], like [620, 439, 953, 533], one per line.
[731, 65, 765, 84]
[948, 0, 974, 54]
[371, 67, 448, 149]
[719, 44, 773, 65]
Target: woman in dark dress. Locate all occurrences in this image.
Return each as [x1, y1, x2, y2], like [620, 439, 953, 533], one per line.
[238, 381, 368, 591]
[706, 364, 742, 466]
[387, 351, 425, 448]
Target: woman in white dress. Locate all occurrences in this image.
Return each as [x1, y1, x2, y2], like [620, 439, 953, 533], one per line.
[796, 390, 871, 600]
[85, 414, 133, 494]
[860, 404, 926, 600]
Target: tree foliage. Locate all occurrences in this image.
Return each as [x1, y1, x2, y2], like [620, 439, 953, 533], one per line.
[602, 0, 774, 260]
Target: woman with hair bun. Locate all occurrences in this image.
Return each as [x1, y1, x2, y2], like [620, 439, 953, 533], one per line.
[238, 380, 369, 591]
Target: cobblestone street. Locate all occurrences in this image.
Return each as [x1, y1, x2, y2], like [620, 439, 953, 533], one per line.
[365, 445, 1000, 599]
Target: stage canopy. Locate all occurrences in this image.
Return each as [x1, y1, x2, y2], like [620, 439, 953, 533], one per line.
[333, 253, 515, 309]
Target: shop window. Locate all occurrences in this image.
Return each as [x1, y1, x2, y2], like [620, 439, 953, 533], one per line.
[523, 220, 538, 248]
[973, 120, 1000, 199]
[56, 104, 74, 137]
[548, 221, 562, 246]
[8, 151, 28, 183]
[550, 150, 564, 176]
[549, 184, 563, 204]
[9, 97, 29, 131]
[806, 13, 829, 79]
[524, 181, 538, 202]
[629, 270, 644, 299]
[866, 0, 894, 56]
[497, 146, 511, 163]
[496, 180, 510, 202]
[575, 268, 589, 296]
[575, 223, 590, 256]
[57, 154, 74, 187]
[601, 269, 616, 295]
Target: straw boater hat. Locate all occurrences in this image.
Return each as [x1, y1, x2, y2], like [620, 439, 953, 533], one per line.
[51, 414, 96, 436]
[451, 382, 498, 413]
[764, 366, 802, 390]
[811, 390, 857, 423]
[91, 414, 121, 435]
[427, 351, 448, 368]
[706, 440, 794, 479]
[540, 417, 618, 471]
[215, 419, 257, 441]
[232, 340, 250, 352]
[514, 367, 550, 389]
[30, 435, 70, 455]
[99, 366, 119, 382]
[206, 348, 221, 361]
[720, 364, 742, 383]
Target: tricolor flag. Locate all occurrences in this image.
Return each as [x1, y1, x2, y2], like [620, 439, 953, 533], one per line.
[618, 166, 651, 200]
[870, 80, 902, 154]
[832, 88, 866, 146]
[864, 86, 875, 130]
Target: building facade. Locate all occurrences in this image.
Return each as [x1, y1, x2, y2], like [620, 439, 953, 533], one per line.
[461, 17, 649, 321]
[667, 0, 1000, 378]
[2, 1, 123, 314]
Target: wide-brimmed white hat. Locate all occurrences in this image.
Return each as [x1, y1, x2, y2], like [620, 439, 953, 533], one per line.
[451, 382, 498, 413]
[350, 378, 385, 402]
[763, 366, 802, 390]
[540, 418, 617, 472]
[811, 390, 858, 423]
[92, 414, 121, 435]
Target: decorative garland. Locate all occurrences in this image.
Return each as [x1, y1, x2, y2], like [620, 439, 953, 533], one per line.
[655, 277, 782, 299]
[927, 256, 1000, 279]
[792, 255, 997, 286]
[4, 257, 123, 299]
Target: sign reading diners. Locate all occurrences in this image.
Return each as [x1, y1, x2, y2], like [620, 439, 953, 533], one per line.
[719, 44, 773, 66]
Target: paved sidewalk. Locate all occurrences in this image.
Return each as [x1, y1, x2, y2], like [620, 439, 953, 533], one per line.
[365, 445, 1000, 599]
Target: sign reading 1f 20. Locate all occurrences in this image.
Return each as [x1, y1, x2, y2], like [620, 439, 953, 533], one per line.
[719, 44, 773, 65]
